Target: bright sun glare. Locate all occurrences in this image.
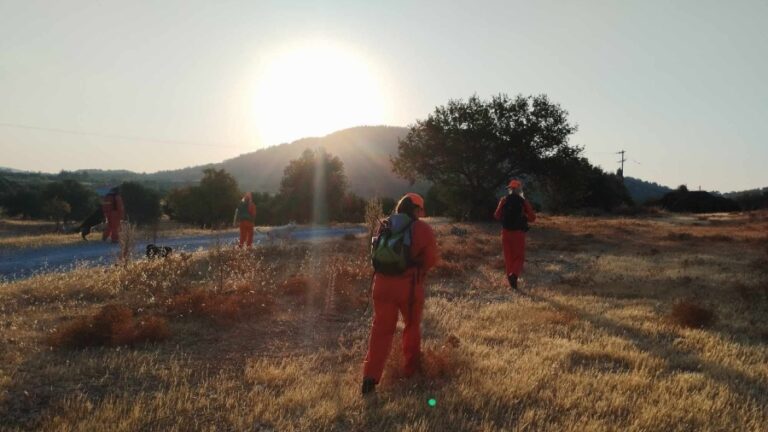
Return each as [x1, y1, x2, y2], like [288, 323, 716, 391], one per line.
[252, 41, 388, 146]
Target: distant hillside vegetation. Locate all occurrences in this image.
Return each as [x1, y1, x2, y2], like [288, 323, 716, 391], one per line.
[142, 126, 422, 198]
[657, 187, 740, 213]
[724, 187, 768, 210]
[623, 176, 672, 204]
[1, 126, 424, 199]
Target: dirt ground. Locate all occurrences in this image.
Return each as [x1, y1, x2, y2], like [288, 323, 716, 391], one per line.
[1, 211, 766, 431]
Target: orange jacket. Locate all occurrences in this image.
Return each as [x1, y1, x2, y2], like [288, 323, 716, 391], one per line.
[101, 194, 124, 219]
[494, 195, 536, 224]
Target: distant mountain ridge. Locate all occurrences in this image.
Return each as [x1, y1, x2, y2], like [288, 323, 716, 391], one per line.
[4, 128, 761, 205]
[4, 126, 419, 199]
[139, 125, 420, 198]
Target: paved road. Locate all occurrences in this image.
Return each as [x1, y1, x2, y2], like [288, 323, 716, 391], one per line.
[0, 226, 366, 282]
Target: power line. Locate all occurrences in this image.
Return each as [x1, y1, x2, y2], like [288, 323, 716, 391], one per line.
[0, 122, 247, 149]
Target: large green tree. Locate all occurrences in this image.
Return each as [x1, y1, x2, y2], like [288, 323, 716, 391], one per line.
[41, 179, 98, 221]
[540, 156, 633, 212]
[392, 94, 579, 220]
[120, 181, 162, 226]
[0, 186, 45, 219]
[166, 169, 241, 228]
[278, 148, 348, 224]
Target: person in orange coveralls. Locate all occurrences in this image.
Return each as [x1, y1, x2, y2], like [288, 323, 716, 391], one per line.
[234, 192, 257, 247]
[362, 192, 439, 395]
[494, 179, 536, 290]
[101, 187, 125, 243]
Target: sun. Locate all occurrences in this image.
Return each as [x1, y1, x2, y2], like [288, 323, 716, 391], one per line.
[252, 40, 389, 146]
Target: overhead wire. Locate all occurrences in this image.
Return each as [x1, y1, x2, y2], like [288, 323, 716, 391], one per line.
[0, 122, 247, 149]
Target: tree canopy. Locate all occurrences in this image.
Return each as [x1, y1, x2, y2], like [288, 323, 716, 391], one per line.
[392, 94, 580, 219]
[120, 181, 162, 226]
[278, 148, 348, 224]
[41, 179, 98, 221]
[166, 169, 241, 228]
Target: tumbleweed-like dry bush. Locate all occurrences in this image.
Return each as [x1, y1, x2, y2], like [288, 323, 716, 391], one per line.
[1, 211, 767, 431]
[46, 304, 169, 349]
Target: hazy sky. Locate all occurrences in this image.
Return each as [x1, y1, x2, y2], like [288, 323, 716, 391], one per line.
[1, 0, 766, 192]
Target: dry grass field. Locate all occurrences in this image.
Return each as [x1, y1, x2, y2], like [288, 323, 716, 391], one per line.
[0, 219, 231, 250]
[1, 211, 767, 431]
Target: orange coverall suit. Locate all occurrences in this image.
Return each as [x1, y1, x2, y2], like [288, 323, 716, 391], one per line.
[363, 219, 439, 383]
[236, 200, 257, 247]
[101, 193, 125, 243]
[494, 196, 536, 278]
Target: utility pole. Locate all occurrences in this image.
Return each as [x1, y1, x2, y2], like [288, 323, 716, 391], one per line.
[616, 150, 626, 177]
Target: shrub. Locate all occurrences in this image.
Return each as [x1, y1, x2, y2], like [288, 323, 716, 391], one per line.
[668, 301, 715, 328]
[166, 287, 274, 326]
[48, 304, 170, 349]
[282, 276, 310, 297]
[421, 335, 462, 379]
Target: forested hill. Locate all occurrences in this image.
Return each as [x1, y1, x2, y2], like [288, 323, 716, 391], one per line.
[143, 126, 419, 197]
[1, 126, 424, 199]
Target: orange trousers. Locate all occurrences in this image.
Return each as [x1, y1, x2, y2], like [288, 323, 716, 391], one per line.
[502, 229, 526, 277]
[363, 273, 424, 383]
[239, 221, 254, 247]
[102, 214, 121, 243]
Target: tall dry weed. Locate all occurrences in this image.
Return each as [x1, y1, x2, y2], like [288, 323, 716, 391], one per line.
[118, 222, 137, 265]
[365, 197, 385, 238]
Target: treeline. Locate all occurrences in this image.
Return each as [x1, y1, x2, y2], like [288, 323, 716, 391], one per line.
[163, 149, 392, 228]
[650, 186, 740, 213]
[0, 149, 391, 229]
[7, 93, 760, 225]
[0, 179, 163, 228]
[725, 188, 768, 211]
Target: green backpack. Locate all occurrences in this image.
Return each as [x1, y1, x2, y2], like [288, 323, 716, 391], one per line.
[371, 213, 414, 275]
[235, 200, 255, 223]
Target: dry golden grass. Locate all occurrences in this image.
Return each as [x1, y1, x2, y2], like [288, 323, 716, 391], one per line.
[1, 211, 767, 431]
[0, 218, 237, 250]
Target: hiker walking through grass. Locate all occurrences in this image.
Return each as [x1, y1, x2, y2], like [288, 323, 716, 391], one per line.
[234, 192, 257, 247]
[362, 192, 438, 395]
[494, 179, 536, 289]
[101, 187, 125, 243]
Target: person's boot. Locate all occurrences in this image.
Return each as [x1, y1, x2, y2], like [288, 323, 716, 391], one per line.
[507, 273, 518, 290]
[361, 377, 377, 395]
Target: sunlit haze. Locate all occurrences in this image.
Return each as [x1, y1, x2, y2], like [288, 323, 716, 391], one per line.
[252, 40, 389, 146]
[1, 1, 767, 192]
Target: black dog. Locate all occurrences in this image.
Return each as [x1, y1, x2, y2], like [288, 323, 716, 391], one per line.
[73, 207, 104, 240]
[146, 244, 173, 259]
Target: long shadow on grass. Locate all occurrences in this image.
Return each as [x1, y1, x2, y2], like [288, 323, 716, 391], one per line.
[0, 306, 362, 430]
[525, 292, 768, 405]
